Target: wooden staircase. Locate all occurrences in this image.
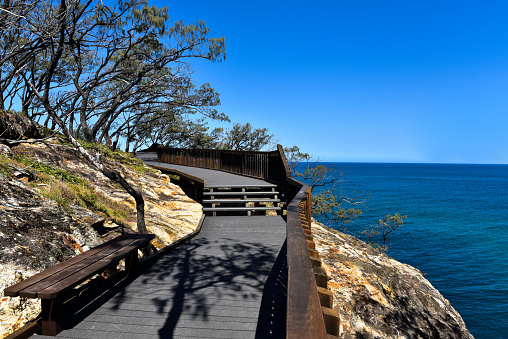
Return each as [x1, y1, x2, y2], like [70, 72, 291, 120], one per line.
[202, 184, 282, 216]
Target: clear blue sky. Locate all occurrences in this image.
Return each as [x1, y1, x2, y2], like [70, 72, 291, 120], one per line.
[156, 0, 508, 164]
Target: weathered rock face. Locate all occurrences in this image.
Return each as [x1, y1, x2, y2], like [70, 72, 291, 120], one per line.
[0, 110, 44, 141]
[1, 110, 473, 338]
[0, 141, 202, 337]
[11, 142, 203, 247]
[0, 265, 40, 338]
[0, 178, 104, 336]
[0, 179, 96, 270]
[311, 220, 474, 339]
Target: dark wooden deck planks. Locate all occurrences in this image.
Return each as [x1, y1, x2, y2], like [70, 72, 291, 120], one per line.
[48, 216, 287, 339]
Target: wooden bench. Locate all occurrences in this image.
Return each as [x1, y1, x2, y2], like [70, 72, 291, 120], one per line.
[4, 234, 154, 336]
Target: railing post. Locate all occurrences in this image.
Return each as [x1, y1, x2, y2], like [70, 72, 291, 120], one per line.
[306, 187, 312, 228]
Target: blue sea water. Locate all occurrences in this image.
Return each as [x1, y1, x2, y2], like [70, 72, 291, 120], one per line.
[301, 163, 508, 339]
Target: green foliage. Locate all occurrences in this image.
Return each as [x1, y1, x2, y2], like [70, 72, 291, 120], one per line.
[285, 145, 406, 249]
[219, 122, 276, 151]
[80, 141, 157, 174]
[285, 145, 366, 231]
[360, 213, 407, 251]
[36, 178, 129, 225]
[0, 154, 15, 177]
[80, 141, 116, 159]
[135, 115, 276, 152]
[133, 114, 225, 150]
[15, 155, 87, 185]
[5, 153, 129, 224]
[0, 0, 228, 150]
[312, 190, 363, 226]
[284, 145, 311, 169]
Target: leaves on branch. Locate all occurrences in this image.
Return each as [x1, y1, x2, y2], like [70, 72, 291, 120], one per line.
[360, 213, 407, 251]
[285, 145, 405, 249]
[285, 145, 367, 231]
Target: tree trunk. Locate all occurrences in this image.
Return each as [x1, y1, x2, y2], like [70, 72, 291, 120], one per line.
[25, 0, 148, 235]
[112, 133, 119, 152]
[101, 168, 147, 234]
[33, 87, 149, 235]
[0, 87, 4, 111]
[104, 132, 112, 149]
[125, 137, 130, 153]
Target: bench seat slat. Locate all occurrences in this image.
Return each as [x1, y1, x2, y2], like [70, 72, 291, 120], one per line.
[18, 236, 145, 298]
[3, 235, 140, 297]
[37, 236, 153, 299]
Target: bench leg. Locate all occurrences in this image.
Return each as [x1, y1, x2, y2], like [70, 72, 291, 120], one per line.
[125, 251, 139, 277]
[41, 297, 65, 336]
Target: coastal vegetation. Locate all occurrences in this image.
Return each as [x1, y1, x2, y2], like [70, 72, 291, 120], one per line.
[0, 143, 135, 225]
[0, 3, 478, 338]
[284, 145, 406, 250]
[0, 0, 405, 250]
[0, 0, 276, 234]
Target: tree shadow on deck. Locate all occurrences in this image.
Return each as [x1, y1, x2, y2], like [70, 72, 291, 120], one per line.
[65, 233, 287, 338]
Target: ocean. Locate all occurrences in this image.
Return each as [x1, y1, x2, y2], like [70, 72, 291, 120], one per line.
[299, 163, 508, 339]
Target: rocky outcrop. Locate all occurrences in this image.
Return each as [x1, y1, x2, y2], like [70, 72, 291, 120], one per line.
[311, 220, 473, 339]
[0, 178, 104, 336]
[0, 140, 202, 337]
[0, 110, 44, 141]
[11, 142, 203, 246]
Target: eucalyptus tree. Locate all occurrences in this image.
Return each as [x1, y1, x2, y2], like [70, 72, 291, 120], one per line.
[57, 1, 226, 144]
[130, 108, 225, 151]
[285, 146, 406, 249]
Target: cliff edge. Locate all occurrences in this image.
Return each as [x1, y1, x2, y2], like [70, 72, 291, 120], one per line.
[1, 112, 473, 338]
[311, 220, 473, 338]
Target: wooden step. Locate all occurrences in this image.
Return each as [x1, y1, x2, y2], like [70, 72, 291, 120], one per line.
[202, 198, 281, 204]
[205, 184, 277, 189]
[202, 207, 281, 212]
[203, 191, 279, 196]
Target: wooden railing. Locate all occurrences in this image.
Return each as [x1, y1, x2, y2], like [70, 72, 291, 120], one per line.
[156, 145, 336, 338]
[157, 146, 289, 183]
[285, 178, 328, 338]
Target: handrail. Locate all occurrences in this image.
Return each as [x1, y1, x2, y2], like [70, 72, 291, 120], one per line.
[156, 145, 329, 338]
[285, 177, 328, 338]
[157, 146, 289, 183]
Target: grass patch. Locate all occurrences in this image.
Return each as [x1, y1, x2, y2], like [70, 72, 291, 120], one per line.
[15, 155, 86, 185]
[80, 141, 157, 175]
[33, 176, 129, 225]
[0, 154, 15, 177]
[4, 153, 130, 225]
[44, 180, 127, 223]
[35, 127, 157, 176]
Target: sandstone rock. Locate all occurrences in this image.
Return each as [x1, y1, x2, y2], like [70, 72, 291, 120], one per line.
[311, 220, 474, 339]
[0, 179, 78, 270]
[1, 142, 203, 336]
[12, 142, 203, 246]
[0, 264, 41, 338]
[0, 178, 102, 337]
[0, 144, 13, 157]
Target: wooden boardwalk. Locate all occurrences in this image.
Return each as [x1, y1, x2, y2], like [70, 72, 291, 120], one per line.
[45, 217, 287, 338]
[136, 152, 274, 187]
[34, 156, 288, 338]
